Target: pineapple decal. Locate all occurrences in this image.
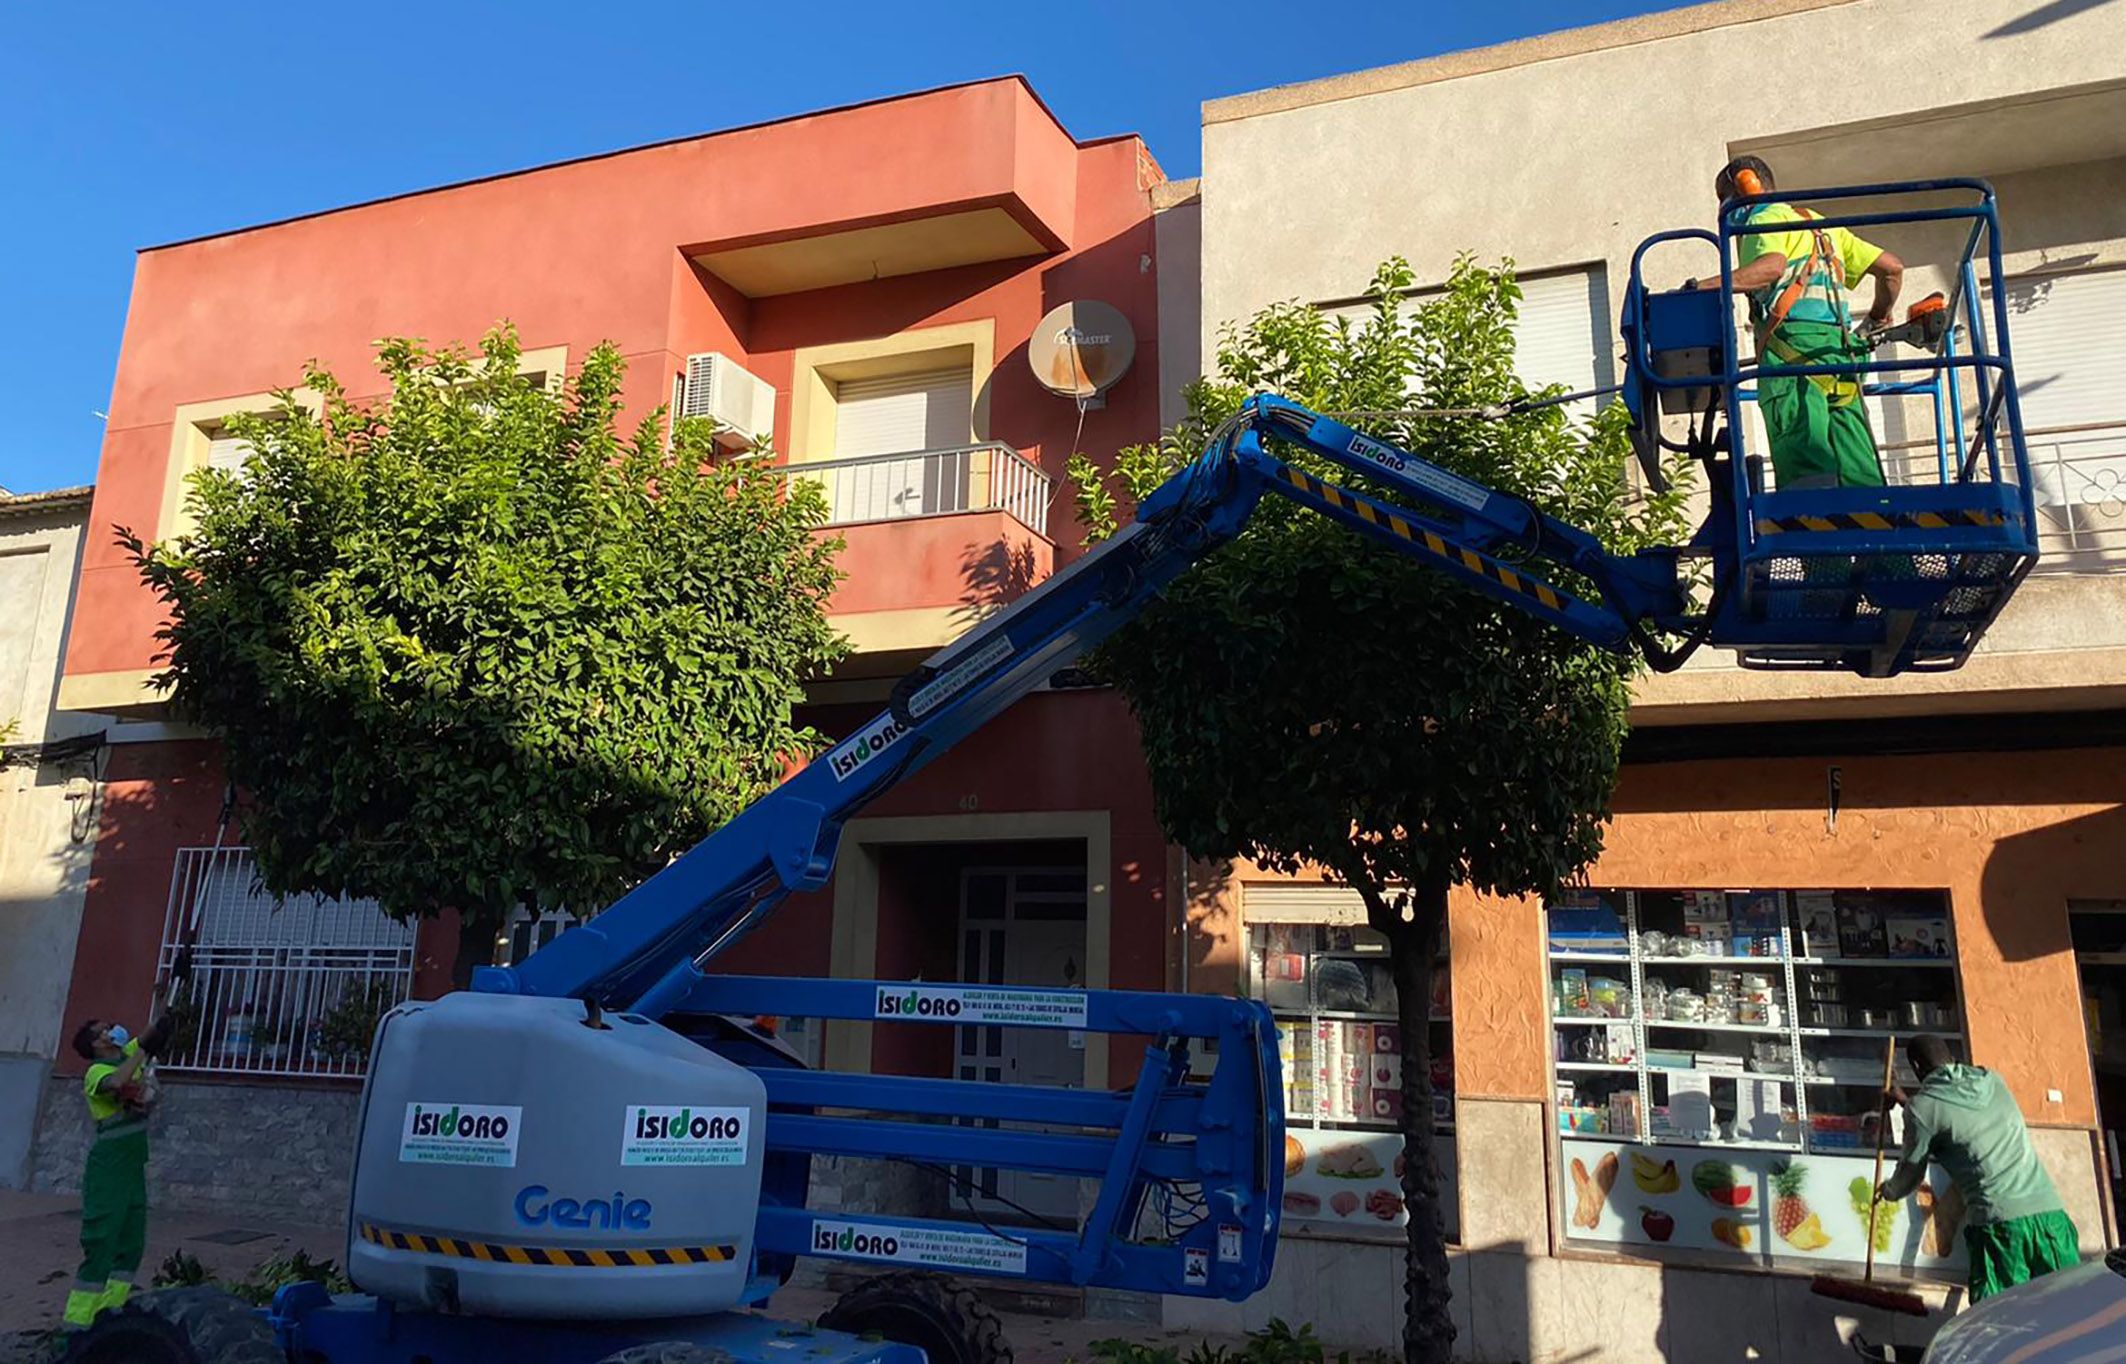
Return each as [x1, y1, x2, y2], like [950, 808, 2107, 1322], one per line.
[1771, 1160, 1833, 1252]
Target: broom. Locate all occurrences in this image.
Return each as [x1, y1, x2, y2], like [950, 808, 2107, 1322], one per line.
[1812, 1036, 1929, 1316]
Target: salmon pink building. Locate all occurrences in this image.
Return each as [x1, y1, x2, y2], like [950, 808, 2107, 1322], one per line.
[32, 81, 1193, 1276]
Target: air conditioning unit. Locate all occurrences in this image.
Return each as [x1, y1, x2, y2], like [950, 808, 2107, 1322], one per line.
[679, 352, 775, 450]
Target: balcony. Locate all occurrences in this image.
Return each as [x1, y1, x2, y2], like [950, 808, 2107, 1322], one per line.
[2024, 421, 2126, 573]
[786, 444, 1055, 666]
[787, 442, 1050, 535]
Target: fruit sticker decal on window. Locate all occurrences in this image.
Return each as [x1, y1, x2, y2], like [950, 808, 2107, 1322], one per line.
[1692, 1160, 1754, 1208]
[1629, 1151, 1679, 1194]
[1850, 1176, 1899, 1254]
[1771, 1160, 1832, 1252]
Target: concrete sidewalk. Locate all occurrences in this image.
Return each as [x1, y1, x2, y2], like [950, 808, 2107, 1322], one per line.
[0, 1189, 1227, 1363]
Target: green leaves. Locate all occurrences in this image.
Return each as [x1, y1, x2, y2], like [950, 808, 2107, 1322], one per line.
[128, 327, 847, 929]
[1076, 258, 1682, 905]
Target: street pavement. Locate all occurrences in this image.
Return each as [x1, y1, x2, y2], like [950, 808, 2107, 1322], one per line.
[0, 1189, 1221, 1363]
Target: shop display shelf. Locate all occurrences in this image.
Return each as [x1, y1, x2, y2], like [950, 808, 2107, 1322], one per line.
[1798, 1026, 1910, 1038]
[1549, 950, 1631, 963]
[1646, 1136, 1804, 1152]
[1555, 1061, 1637, 1073]
[1645, 1067, 1797, 1082]
[1792, 956, 1953, 969]
[1639, 955, 1786, 966]
[1642, 1020, 1790, 1034]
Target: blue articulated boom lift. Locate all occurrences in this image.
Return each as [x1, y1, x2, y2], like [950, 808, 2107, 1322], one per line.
[69, 183, 2037, 1364]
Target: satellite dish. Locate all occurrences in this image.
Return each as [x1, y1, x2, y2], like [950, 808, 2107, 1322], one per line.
[1029, 300, 1136, 401]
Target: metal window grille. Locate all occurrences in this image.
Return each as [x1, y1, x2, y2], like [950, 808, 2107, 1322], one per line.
[151, 846, 416, 1078]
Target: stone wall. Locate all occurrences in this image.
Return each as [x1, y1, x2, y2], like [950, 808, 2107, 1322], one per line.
[31, 1074, 358, 1225]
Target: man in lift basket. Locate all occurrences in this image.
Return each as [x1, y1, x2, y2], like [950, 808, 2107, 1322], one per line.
[1699, 154, 1907, 492]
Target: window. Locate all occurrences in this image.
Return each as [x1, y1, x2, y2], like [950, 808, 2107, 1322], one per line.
[153, 847, 416, 1078]
[1989, 268, 2126, 567]
[814, 368, 977, 522]
[832, 369, 974, 460]
[1321, 267, 1613, 420]
[204, 432, 254, 475]
[1548, 887, 1968, 1272]
[1245, 884, 1455, 1238]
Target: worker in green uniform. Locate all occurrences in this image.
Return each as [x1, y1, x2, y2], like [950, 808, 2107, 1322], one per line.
[63, 1014, 172, 1328]
[1878, 1034, 2080, 1301]
[1701, 155, 1906, 490]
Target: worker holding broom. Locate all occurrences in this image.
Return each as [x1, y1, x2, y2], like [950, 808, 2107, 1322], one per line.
[62, 1013, 174, 1328]
[1878, 1034, 2080, 1301]
[1697, 154, 1905, 491]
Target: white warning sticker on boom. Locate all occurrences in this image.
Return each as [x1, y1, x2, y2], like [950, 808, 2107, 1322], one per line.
[812, 1219, 1029, 1275]
[1347, 434, 1489, 512]
[907, 635, 1016, 719]
[874, 984, 1089, 1028]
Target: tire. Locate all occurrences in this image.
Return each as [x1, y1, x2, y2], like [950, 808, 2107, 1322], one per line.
[58, 1287, 284, 1364]
[818, 1272, 1011, 1364]
[597, 1347, 736, 1364]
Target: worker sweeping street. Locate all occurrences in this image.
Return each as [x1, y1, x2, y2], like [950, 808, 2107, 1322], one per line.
[1698, 154, 1905, 491]
[1877, 1034, 2080, 1301]
[62, 1014, 173, 1328]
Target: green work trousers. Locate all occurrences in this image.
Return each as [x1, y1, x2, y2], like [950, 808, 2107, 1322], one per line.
[69, 1125, 148, 1326]
[1966, 1208, 2080, 1301]
[1761, 320, 1885, 490]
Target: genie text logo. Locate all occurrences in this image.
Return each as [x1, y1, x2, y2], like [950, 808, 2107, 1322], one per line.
[515, 1184, 652, 1231]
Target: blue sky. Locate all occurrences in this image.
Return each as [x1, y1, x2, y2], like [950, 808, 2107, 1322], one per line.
[1, 0, 1682, 493]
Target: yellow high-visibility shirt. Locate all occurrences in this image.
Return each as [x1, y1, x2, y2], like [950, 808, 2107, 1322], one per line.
[82, 1038, 142, 1123]
[1736, 203, 1885, 327]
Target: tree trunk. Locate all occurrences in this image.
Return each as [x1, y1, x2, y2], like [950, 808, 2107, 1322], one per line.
[1387, 871, 1456, 1364]
[452, 907, 501, 991]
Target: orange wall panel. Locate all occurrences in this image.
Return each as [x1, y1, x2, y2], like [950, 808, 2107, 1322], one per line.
[827, 513, 1051, 615]
[1200, 748, 2124, 1126]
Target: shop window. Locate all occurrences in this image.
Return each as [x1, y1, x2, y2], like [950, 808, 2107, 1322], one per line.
[1547, 887, 1968, 1274]
[1245, 890, 1455, 1239]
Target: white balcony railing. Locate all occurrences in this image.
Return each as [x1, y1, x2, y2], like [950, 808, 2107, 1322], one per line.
[151, 846, 416, 1078]
[2025, 421, 2126, 572]
[784, 443, 1050, 537]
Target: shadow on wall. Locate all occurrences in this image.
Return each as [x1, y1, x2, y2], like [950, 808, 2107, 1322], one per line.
[1986, 0, 2118, 38]
[1980, 804, 2126, 966]
[1185, 857, 1239, 994]
[954, 535, 1040, 630]
[1457, 1241, 1596, 1364]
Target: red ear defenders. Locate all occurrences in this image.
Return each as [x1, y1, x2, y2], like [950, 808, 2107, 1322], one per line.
[1733, 166, 1765, 198]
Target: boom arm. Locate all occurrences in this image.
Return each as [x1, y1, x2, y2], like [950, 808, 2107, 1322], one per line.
[477, 394, 1693, 1013]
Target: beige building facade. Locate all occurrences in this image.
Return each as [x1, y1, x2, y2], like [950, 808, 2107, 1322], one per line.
[1182, 1, 2126, 1359]
[0, 487, 101, 1188]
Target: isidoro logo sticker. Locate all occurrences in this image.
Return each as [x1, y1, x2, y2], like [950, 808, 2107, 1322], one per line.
[812, 1219, 1027, 1275]
[399, 1103, 522, 1167]
[827, 714, 910, 783]
[622, 1106, 749, 1167]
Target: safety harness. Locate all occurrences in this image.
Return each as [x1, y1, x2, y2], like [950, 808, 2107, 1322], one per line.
[1751, 205, 1863, 407]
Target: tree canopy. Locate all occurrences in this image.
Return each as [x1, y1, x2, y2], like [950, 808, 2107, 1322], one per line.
[1070, 257, 1688, 1362]
[127, 330, 846, 955]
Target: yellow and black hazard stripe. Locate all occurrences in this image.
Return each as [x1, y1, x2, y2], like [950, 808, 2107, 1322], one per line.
[1274, 465, 1570, 614]
[359, 1221, 737, 1268]
[1756, 508, 2006, 535]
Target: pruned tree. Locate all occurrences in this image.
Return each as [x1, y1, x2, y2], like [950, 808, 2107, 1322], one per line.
[1069, 259, 1688, 1363]
[126, 329, 846, 975]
